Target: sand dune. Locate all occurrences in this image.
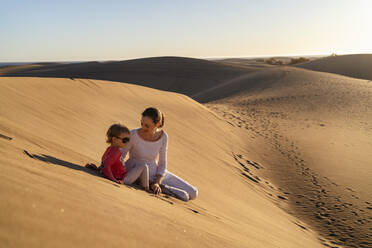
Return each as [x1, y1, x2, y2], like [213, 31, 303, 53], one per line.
[0, 77, 328, 247]
[0, 57, 258, 101]
[1, 55, 371, 248]
[295, 54, 372, 81]
[206, 66, 372, 248]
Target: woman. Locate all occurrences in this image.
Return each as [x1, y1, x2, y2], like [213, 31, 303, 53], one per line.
[121, 107, 198, 201]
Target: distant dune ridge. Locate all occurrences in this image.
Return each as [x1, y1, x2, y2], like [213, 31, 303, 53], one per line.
[1, 54, 372, 248]
[0, 57, 258, 101]
[295, 54, 372, 81]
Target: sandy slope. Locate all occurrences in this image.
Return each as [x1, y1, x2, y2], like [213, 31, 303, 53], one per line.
[206, 66, 372, 248]
[295, 54, 372, 81]
[0, 77, 327, 248]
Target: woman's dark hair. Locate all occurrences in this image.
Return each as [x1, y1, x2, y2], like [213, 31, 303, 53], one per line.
[142, 107, 165, 128]
[106, 124, 130, 143]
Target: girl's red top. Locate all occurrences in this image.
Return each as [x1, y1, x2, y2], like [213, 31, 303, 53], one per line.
[101, 146, 127, 181]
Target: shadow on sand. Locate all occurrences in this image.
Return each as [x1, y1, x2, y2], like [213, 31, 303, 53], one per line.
[23, 149, 176, 204]
[23, 149, 122, 187]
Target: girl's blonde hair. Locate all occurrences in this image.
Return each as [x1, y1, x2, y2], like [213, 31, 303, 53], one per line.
[106, 124, 130, 143]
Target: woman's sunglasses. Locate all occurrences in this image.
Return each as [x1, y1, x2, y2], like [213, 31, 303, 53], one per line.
[115, 136, 130, 143]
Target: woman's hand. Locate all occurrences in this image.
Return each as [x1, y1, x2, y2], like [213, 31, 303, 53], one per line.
[151, 183, 162, 194]
[116, 179, 122, 184]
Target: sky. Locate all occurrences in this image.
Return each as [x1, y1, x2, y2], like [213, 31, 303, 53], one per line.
[0, 0, 371, 62]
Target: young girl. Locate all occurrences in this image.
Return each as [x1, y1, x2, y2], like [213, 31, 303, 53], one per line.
[85, 124, 149, 191]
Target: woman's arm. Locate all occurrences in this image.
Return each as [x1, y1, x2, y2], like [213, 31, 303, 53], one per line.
[120, 134, 133, 164]
[151, 133, 168, 194]
[151, 174, 163, 194]
[154, 175, 163, 185]
[156, 133, 168, 179]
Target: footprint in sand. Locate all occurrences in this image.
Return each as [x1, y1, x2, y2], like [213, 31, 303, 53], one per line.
[316, 201, 325, 207]
[346, 187, 356, 193]
[350, 211, 358, 216]
[242, 173, 260, 183]
[277, 195, 287, 200]
[151, 195, 174, 205]
[246, 160, 264, 169]
[24, 150, 34, 158]
[293, 221, 307, 230]
[0, 133, 13, 141]
[188, 208, 199, 214]
[351, 194, 359, 199]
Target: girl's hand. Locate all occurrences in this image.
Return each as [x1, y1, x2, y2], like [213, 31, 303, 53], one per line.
[151, 183, 162, 194]
[116, 179, 122, 184]
[85, 163, 98, 170]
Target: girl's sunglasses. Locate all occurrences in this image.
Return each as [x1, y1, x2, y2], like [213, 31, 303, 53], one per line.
[115, 136, 130, 143]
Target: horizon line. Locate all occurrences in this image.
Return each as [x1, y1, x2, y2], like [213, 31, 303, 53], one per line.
[1, 52, 371, 64]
